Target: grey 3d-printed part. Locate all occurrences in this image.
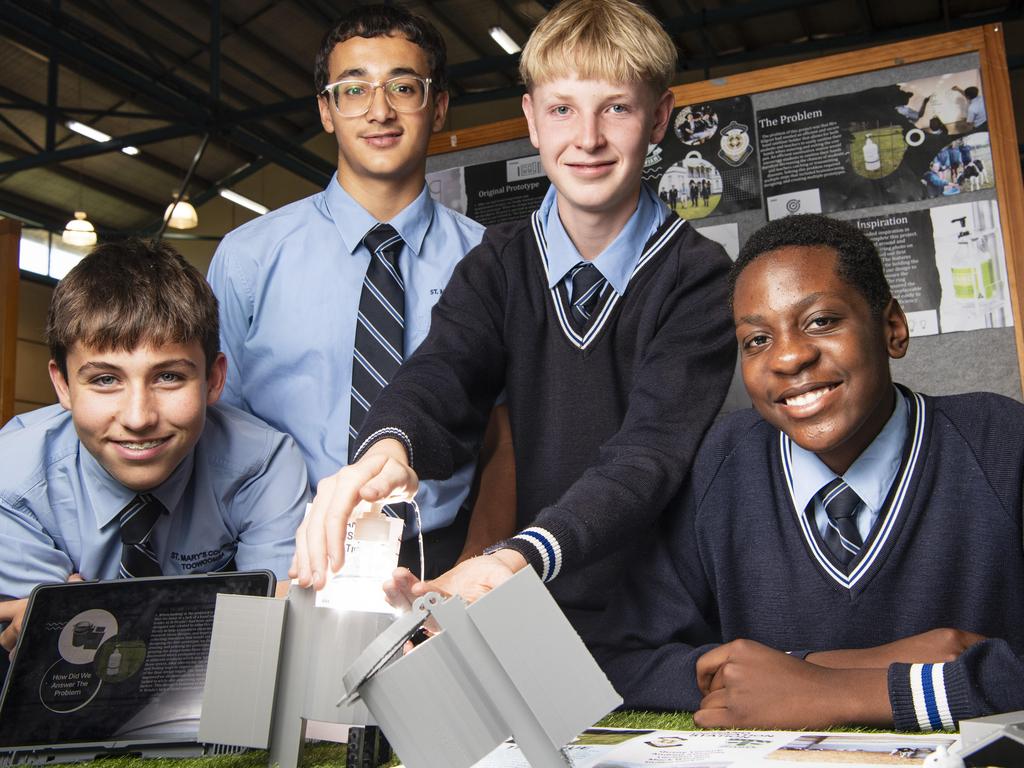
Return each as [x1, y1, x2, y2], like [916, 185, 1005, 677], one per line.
[341, 568, 621, 768]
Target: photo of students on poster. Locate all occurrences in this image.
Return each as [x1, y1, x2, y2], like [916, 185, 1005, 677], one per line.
[645, 95, 762, 221]
[850, 199, 1010, 337]
[758, 68, 993, 218]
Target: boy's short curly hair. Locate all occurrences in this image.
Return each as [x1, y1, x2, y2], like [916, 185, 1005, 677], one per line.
[729, 214, 892, 316]
[314, 4, 448, 94]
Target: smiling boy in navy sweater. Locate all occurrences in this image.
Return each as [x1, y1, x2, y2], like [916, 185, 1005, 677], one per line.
[291, 0, 736, 646]
[598, 213, 1024, 730]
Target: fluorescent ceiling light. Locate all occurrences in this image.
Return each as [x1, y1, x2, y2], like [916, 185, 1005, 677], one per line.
[219, 188, 269, 215]
[66, 120, 139, 156]
[488, 26, 521, 54]
[67, 120, 110, 142]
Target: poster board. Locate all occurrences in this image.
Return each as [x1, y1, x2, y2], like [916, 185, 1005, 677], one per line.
[426, 24, 1024, 407]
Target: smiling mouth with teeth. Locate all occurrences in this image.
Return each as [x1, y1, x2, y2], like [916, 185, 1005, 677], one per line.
[784, 385, 836, 407]
[119, 439, 166, 451]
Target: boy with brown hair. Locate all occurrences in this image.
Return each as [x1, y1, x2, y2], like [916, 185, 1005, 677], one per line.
[0, 239, 309, 652]
[293, 0, 736, 646]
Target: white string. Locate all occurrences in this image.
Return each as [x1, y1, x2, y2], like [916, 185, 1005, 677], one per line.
[409, 498, 425, 582]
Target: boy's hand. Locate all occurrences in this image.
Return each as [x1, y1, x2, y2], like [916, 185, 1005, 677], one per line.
[290, 439, 417, 590]
[1, 574, 82, 656]
[383, 550, 527, 611]
[0, 599, 27, 655]
[695, 639, 891, 729]
[807, 628, 987, 669]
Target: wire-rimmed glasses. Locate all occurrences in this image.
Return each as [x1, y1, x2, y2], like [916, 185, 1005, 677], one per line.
[321, 75, 432, 116]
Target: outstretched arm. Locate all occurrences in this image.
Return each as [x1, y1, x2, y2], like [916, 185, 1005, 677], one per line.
[291, 438, 417, 589]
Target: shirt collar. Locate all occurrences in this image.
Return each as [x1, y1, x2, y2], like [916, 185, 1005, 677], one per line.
[789, 387, 909, 515]
[324, 174, 434, 258]
[84, 445, 195, 530]
[541, 184, 668, 295]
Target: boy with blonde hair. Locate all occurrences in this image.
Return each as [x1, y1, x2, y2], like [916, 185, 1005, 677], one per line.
[293, 0, 736, 646]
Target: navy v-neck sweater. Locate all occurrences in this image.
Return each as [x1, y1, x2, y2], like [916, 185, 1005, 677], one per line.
[356, 212, 736, 643]
[597, 388, 1024, 729]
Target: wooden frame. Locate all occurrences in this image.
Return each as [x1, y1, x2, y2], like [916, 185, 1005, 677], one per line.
[429, 24, 1024, 392]
[0, 217, 20, 425]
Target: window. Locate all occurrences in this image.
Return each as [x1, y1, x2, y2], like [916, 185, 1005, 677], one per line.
[19, 229, 88, 281]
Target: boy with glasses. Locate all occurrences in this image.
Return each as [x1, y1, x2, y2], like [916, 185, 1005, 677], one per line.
[293, 0, 736, 648]
[208, 5, 510, 580]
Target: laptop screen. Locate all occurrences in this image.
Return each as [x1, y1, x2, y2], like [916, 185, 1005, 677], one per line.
[0, 572, 273, 752]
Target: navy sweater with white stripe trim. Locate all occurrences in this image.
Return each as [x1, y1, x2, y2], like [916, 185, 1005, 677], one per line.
[356, 213, 735, 644]
[596, 389, 1024, 728]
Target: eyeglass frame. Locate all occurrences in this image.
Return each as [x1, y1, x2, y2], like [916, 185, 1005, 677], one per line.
[319, 75, 434, 117]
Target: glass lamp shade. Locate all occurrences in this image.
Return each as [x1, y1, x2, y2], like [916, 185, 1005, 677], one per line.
[164, 198, 198, 229]
[62, 211, 97, 247]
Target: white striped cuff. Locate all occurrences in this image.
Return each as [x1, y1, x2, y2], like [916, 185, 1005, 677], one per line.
[354, 427, 414, 467]
[908, 662, 955, 731]
[512, 527, 562, 582]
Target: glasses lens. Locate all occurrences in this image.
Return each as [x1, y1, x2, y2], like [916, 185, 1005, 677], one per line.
[331, 81, 373, 116]
[385, 77, 428, 112]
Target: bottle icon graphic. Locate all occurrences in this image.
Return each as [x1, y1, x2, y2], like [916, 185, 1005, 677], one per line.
[106, 646, 122, 677]
[862, 134, 881, 171]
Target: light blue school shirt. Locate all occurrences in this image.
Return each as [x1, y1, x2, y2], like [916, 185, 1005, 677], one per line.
[207, 177, 484, 535]
[790, 388, 909, 542]
[541, 183, 668, 296]
[0, 403, 310, 599]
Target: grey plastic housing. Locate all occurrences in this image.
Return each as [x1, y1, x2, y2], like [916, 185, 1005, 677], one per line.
[199, 584, 391, 768]
[342, 568, 622, 768]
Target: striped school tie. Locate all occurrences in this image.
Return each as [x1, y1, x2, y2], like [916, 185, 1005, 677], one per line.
[118, 493, 166, 578]
[349, 223, 405, 462]
[817, 477, 863, 570]
[569, 262, 606, 332]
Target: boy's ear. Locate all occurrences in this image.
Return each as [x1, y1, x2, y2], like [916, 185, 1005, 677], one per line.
[317, 93, 336, 135]
[205, 353, 228, 406]
[882, 298, 911, 360]
[522, 93, 541, 150]
[649, 89, 675, 145]
[48, 360, 72, 411]
[431, 90, 450, 133]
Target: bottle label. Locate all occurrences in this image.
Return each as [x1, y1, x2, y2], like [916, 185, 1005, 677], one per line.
[316, 514, 404, 612]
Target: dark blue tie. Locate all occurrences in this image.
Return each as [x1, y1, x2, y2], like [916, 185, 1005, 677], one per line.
[569, 262, 607, 332]
[817, 477, 863, 570]
[349, 224, 405, 462]
[118, 493, 165, 578]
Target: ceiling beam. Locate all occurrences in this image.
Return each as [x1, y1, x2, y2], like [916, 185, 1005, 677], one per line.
[132, 1, 308, 109]
[442, 5, 1024, 106]
[69, 0, 303, 132]
[0, 4, 332, 185]
[0, 83, 217, 186]
[0, 139, 161, 213]
[0, 124, 197, 176]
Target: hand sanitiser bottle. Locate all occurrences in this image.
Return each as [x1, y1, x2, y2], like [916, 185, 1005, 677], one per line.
[314, 503, 404, 612]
